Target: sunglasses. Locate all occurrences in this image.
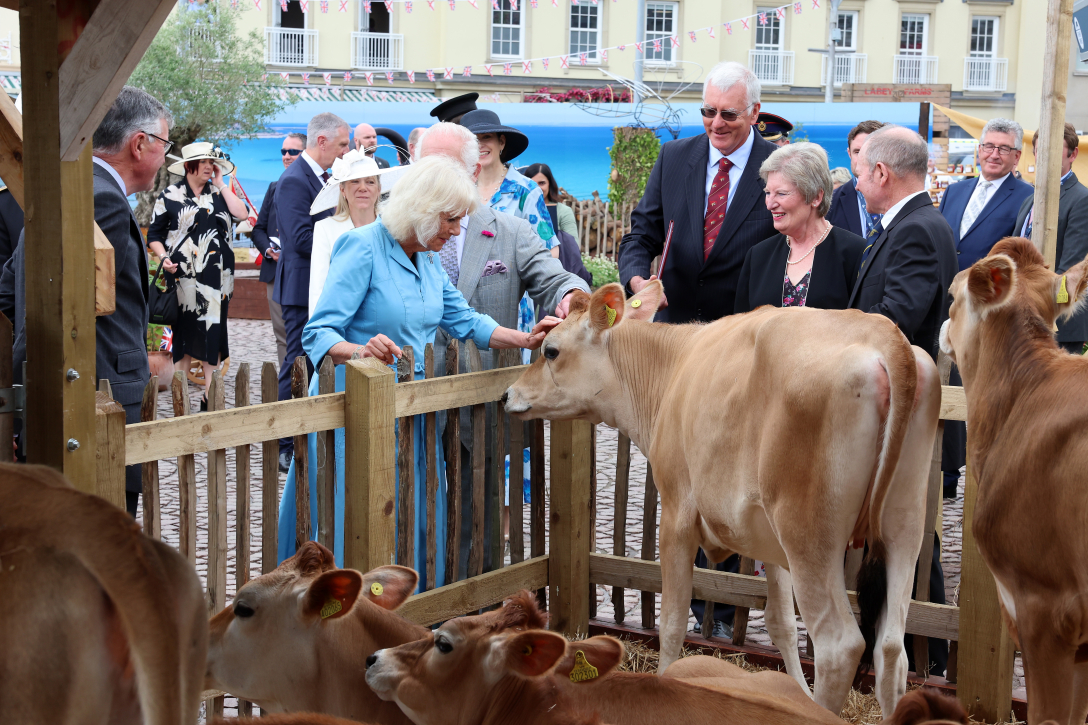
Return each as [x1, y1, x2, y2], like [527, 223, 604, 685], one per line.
[699, 104, 753, 122]
[281, 148, 303, 157]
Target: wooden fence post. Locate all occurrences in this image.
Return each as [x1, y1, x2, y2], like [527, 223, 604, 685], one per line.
[235, 363, 251, 589]
[549, 418, 593, 638]
[316, 356, 336, 550]
[957, 457, 1014, 721]
[172, 372, 197, 563]
[140, 376, 160, 539]
[292, 357, 310, 550]
[93, 390, 126, 510]
[343, 358, 396, 572]
[206, 371, 228, 618]
[261, 362, 279, 574]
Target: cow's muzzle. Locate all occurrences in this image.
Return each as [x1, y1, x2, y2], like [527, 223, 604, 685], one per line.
[501, 387, 532, 415]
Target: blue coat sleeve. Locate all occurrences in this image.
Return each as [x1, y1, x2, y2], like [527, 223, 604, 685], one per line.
[302, 231, 375, 365]
[438, 269, 499, 350]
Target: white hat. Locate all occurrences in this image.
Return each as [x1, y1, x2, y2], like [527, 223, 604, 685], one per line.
[166, 141, 235, 176]
[310, 149, 399, 215]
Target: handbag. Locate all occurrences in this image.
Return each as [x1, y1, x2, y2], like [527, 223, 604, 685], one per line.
[148, 258, 179, 326]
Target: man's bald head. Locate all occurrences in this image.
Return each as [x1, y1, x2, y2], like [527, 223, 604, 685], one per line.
[354, 123, 378, 155]
[854, 124, 930, 214]
[418, 122, 481, 179]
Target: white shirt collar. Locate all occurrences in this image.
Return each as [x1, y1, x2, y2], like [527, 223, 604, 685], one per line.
[92, 156, 127, 196]
[880, 189, 930, 228]
[977, 172, 1010, 192]
[708, 127, 755, 172]
[300, 150, 326, 181]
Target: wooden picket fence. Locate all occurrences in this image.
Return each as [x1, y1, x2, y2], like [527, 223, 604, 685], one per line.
[569, 192, 632, 261]
[90, 346, 1016, 723]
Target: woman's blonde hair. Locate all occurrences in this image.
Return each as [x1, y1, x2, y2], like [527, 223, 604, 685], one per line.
[382, 155, 478, 243]
[333, 175, 381, 222]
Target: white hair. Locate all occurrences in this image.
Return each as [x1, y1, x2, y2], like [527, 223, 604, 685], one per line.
[703, 61, 761, 108]
[760, 143, 834, 217]
[981, 117, 1024, 150]
[417, 122, 480, 173]
[382, 155, 479, 244]
[307, 112, 350, 148]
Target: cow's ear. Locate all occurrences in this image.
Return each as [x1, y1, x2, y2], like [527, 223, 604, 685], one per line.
[302, 569, 362, 621]
[1057, 259, 1088, 322]
[360, 565, 418, 610]
[966, 254, 1016, 313]
[501, 631, 568, 677]
[567, 289, 591, 316]
[588, 283, 627, 333]
[626, 280, 663, 322]
[554, 636, 625, 680]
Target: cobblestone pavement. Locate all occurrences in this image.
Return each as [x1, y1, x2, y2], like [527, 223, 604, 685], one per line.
[146, 319, 1021, 718]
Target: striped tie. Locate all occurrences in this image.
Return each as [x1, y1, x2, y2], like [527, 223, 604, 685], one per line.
[439, 237, 459, 286]
[858, 219, 884, 276]
[959, 180, 992, 238]
[703, 158, 733, 261]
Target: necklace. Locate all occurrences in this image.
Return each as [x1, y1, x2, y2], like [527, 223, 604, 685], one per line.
[479, 165, 506, 203]
[785, 221, 832, 265]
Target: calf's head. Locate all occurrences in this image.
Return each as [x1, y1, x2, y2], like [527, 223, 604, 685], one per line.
[503, 281, 664, 423]
[206, 541, 419, 711]
[940, 237, 1088, 376]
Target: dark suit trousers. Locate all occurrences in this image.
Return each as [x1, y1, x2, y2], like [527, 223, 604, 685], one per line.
[124, 400, 143, 516]
[279, 303, 313, 453]
[690, 550, 739, 625]
[941, 366, 966, 488]
[906, 535, 948, 677]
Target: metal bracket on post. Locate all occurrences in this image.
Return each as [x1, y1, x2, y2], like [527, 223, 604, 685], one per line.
[0, 384, 24, 415]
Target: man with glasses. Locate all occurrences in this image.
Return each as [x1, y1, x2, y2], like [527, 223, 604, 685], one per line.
[252, 132, 305, 373]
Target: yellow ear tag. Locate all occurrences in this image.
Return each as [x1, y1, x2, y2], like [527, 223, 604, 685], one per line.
[371, 582, 384, 597]
[605, 306, 617, 327]
[631, 299, 642, 308]
[569, 651, 599, 683]
[1057, 275, 1070, 304]
[320, 598, 343, 619]
[523, 644, 534, 656]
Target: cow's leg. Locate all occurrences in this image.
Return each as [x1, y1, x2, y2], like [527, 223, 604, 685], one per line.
[763, 563, 810, 695]
[656, 509, 699, 674]
[1020, 620, 1076, 725]
[869, 525, 920, 716]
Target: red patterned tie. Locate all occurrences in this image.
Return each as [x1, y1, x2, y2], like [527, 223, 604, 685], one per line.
[703, 158, 733, 260]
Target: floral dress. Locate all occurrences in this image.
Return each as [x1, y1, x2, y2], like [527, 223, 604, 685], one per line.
[486, 165, 555, 363]
[148, 180, 236, 365]
[782, 271, 812, 307]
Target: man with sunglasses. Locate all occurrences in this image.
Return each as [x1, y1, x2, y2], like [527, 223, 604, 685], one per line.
[252, 132, 306, 378]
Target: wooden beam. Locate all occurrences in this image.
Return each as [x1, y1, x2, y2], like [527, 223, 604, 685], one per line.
[549, 419, 593, 638]
[94, 390, 126, 509]
[395, 365, 524, 418]
[399, 556, 550, 627]
[58, 0, 176, 161]
[1030, 0, 1076, 269]
[93, 223, 116, 315]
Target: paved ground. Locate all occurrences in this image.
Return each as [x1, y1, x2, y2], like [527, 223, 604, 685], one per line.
[144, 318, 1021, 719]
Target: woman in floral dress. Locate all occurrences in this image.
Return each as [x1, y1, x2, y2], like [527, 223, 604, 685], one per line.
[148, 142, 249, 409]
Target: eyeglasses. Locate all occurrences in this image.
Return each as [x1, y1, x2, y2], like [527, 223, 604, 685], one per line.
[281, 148, 303, 157]
[979, 143, 1017, 157]
[699, 104, 753, 122]
[146, 132, 173, 155]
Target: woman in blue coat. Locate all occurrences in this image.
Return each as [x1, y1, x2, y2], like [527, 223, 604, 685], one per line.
[277, 155, 553, 587]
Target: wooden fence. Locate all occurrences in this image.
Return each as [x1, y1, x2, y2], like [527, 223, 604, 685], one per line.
[568, 192, 632, 261]
[91, 347, 1014, 723]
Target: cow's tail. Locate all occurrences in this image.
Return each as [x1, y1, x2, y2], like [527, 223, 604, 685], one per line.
[855, 340, 917, 673]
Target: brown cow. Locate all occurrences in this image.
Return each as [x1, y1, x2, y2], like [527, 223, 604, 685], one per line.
[938, 237, 1088, 725]
[205, 541, 426, 723]
[211, 716, 378, 725]
[0, 464, 207, 725]
[501, 282, 941, 715]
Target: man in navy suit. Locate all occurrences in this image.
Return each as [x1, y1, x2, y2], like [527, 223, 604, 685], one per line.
[620, 61, 777, 323]
[827, 120, 886, 238]
[274, 112, 351, 469]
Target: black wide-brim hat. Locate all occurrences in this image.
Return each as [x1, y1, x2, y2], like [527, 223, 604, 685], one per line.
[460, 109, 529, 163]
[430, 92, 479, 123]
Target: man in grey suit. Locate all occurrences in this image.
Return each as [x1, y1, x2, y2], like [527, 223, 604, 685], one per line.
[417, 122, 590, 575]
[1015, 122, 1088, 354]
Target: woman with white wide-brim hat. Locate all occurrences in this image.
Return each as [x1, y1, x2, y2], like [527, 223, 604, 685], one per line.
[307, 149, 397, 315]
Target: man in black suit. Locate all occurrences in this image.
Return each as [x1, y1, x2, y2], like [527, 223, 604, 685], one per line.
[827, 119, 885, 238]
[620, 61, 777, 323]
[354, 122, 390, 169]
[0, 182, 24, 272]
[274, 112, 351, 470]
[252, 132, 306, 369]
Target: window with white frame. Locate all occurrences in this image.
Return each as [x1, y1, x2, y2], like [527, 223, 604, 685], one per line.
[755, 7, 783, 50]
[570, 4, 601, 62]
[491, 0, 523, 59]
[275, 0, 305, 29]
[359, 1, 391, 32]
[970, 16, 998, 58]
[900, 13, 928, 55]
[834, 11, 857, 51]
[645, 2, 677, 65]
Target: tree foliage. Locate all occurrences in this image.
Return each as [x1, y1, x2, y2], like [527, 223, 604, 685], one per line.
[129, 2, 287, 224]
[608, 126, 661, 209]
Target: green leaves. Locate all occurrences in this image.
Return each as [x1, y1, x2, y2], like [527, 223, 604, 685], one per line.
[581, 254, 619, 290]
[608, 127, 660, 209]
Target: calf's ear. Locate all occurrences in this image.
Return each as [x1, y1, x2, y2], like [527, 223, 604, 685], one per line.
[501, 631, 568, 677]
[361, 565, 418, 610]
[555, 636, 625, 680]
[626, 279, 664, 322]
[1056, 259, 1088, 322]
[588, 283, 627, 333]
[966, 254, 1016, 313]
[303, 569, 363, 621]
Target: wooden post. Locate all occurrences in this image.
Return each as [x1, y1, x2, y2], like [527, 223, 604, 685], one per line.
[206, 371, 228, 621]
[316, 356, 336, 550]
[261, 362, 279, 574]
[396, 347, 416, 569]
[1030, 0, 1076, 269]
[489, 350, 511, 573]
[508, 387, 525, 566]
[140, 376, 160, 539]
[641, 466, 659, 629]
[444, 339, 462, 585]
[549, 419, 593, 638]
[957, 458, 1015, 721]
[611, 433, 631, 623]
[172, 372, 197, 563]
[292, 357, 310, 549]
[425, 343, 438, 589]
[731, 557, 757, 645]
[466, 342, 486, 578]
[93, 390, 126, 510]
[235, 363, 251, 589]
[531, 418, 546, 609]
[343, 358, 396, 572]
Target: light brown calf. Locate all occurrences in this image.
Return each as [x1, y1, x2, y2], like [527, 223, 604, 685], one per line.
[0, 464, 207, 725]
[211, 715, 379, 725]
[939, 237, 1088, 725]
[502, 282, 941, 716]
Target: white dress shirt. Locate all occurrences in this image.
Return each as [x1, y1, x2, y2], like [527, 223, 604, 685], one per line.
[704, 128, 755, 216]
[300, 150, 327, 183]
[881, 189, 932, 229]
[308, 216, 357, 316]
[965, 173, 1009, 216]
[92, 156, 127, 196]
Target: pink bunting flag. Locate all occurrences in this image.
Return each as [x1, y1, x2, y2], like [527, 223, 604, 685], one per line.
[407, 71, 415, 83]
[484, 64, 493, 76]
[445, 67, 455, 78]
[530, 0, 537, 6]
[579, 52, 587, 65]
[340, 0, 348, 9]
[689, 30, 697, 42]
[794, 1, 802, 12]
[344, 71, 353, 81]
[299, 0, 308, 11]
[811, 0, 819, 8]
[510, 0, 517, 8]
[725, 22, 732, 34]
[741, 17, 750, 30]
[708, 26, 715, 39]
[776, 7, 784, 19]
[758, 12, 767, 25]
[426, 69, 436, 81]
[463, 65, 473, 76]
[301, 72, 310, 84]
[279, 0, 287, 10]
[491, 0, 498, 7]
[503, 63, 512, 75]
[542, 57, 549, 69]
[522, 60, 532, 73]
[365, 72, 374, 85]
[652, 39, 661, 52]
[468, 0, 477, 7]
[364, 0, 371, 11]
[323, 72, 332, 85]
[600, 49, 607, 62]
[635, 41, 643, 52]
[552, 0, 558, 6]
[320, 0, 328, 10]
[253, 0, 261, 8]
[560, 55, 569, 68]
[280, 71, 290, 80]
[231, 0, 239, 8]
[428, 0, 435, 7]
[405, 0, 412, 11]
[448, 0, 455, 9]
[386, 71, 395, 83]
[618, 43, 625, 50]
[384, 0, 393, 11]
[670, 35, 679, 47]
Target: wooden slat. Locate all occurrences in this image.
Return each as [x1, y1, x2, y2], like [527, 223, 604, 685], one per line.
[93, 224, 115, 316]
[395, 365, 524, 417]
[611, 433, 631, 623]
[399, 555, 550, 627]
[93, 391, 126, 510]
[172, 372, 197, 563]
[489, 350, 511, 574]
[443, 339, 462, 585]
[589, 424, 598, 620]
[549, 419, 593, 638]
[641, 466, 659, 629]
[467, 342, 486, 578]
[508, 394, 525, 565]
[261, 362, 279, 574]
[940, 385, 966, 422]
[531, 418, 546, 609]
[0, 90, 23, 207]
[291, 357, 311, 551]
[140, 376, 160, 539]
[316, 357, 335, 550]
[235, 364, 251, 588]
[206, 372, 228, 617]
[396, 347, 415, 569]
[731, 557, 757, 645]
[425, 343, 437, 590]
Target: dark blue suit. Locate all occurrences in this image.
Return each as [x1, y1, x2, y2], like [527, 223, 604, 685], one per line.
[939, 174, 1034, 270]
[273, 155, 332, 452]
[251, 181, 280, 285]
[826, 177, 865, 237]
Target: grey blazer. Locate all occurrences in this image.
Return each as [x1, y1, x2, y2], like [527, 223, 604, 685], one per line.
[1015, 173, 1088, 343]
[432, 205, 589, 375]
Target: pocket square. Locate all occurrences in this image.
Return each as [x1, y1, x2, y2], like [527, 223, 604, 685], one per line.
[481, 260, 509, 277]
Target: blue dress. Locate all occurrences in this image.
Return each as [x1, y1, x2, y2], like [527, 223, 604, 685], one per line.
[277, 219, 499, 588]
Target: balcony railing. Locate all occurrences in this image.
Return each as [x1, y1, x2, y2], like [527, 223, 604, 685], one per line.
[820, 53, 867, 87]
[893, 55, 939, 85]
[265, 27, 318, 67]
[351, 32, 404, 71]
[963, 57, 1008, 92]
[748, 49, 795, 86]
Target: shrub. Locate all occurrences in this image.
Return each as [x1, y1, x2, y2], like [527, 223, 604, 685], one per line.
[582, 254, 619, 289]
[608, 127, 660, 209]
